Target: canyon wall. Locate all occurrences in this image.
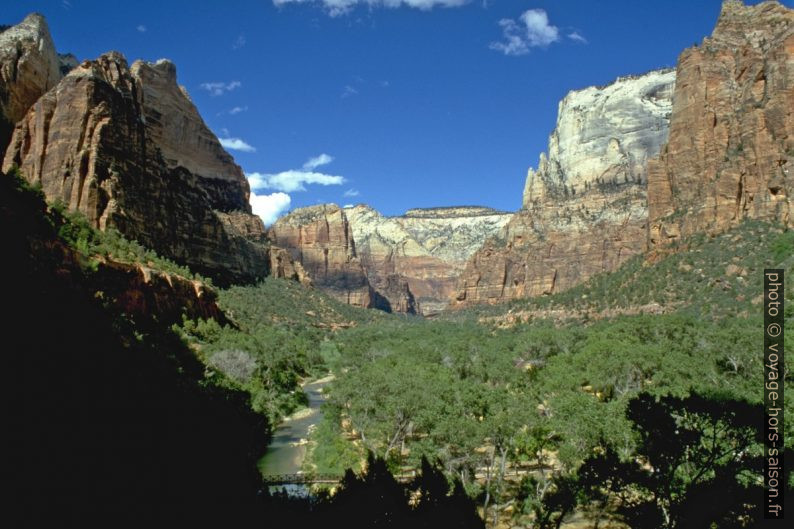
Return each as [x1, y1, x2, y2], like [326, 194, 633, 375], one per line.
[455, 69, 676, 305]
[3, 52, 270, 284]
[647, 0, 792, 246]
[345, 205, 512, 314]
[269, 204, 379, 309]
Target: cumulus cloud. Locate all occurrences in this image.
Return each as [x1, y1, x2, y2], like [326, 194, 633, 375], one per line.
[568, 31, 587, 44]
[273, 0, 469, 17]
[247, 154, 345, 194]
[248, 170, 345, 193]
[490, 9, 560, 56]
[303, 153, 334, 170]
[343, 188, 360, 197]
[219, 137, 256, 152]
[200, 80, 242, 96]
[229, 106, 249, 115]
[249, 191, 291, 225]
[137, 25, 147, 33]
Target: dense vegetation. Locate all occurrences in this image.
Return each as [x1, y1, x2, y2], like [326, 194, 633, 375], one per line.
[308, 219, 793, 527]
[178, 275, 389, 423]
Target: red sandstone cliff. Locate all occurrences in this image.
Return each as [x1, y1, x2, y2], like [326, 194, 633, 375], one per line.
[269, 204, 378, 308]
[3, 52, 270, 284]
[647, 0, 792, 246]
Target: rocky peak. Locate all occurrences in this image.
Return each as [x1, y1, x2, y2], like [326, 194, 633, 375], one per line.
[456, 68, 675, 306]
[523, 68, 675, 208]
[714, 0, 790, 45]
[130, 58, 250, 211]
[4, 49, 270, 284]
[0, 13, 61, 150]
[72, 51, 138, 95]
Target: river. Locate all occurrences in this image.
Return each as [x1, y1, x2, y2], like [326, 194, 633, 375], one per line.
[258, 375, 332, 494]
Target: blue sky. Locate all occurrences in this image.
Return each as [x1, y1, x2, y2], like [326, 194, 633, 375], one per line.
[9, 0, 790, 223]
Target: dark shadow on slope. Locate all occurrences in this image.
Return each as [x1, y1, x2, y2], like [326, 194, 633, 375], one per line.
[2, 172, 269, 525]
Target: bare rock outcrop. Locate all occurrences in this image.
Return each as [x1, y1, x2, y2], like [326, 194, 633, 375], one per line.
[269, 246, 312, 286]
[94, 258, 229, 326]
[345, 204, 511, 314]
[3, 52, 270, 284]
[647, 0, 793, 246]
[269, 204, 377, 308]
[0, 13, 61, 150]
[455, 69, 675, 305]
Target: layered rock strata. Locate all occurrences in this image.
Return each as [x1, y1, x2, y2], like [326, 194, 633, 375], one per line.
[647, 0, 792, 245]
[345, 205, 512, 314]
[455, 69, 676, 305]
[3, 52, 270, 284]
[269, 204, 378, 308]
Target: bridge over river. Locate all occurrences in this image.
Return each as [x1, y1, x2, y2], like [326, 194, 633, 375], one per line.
[262, 473, 341, 485]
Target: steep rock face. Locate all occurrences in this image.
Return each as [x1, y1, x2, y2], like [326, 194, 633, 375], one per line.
[648, 0, 793, 246]
[345, 205, 511, 314]
[0, 13, 61, 151]
[130, 59, 250, 211]
[94, 258, 229, 326]
[456, 69, 675, 305]
[269, 246, 312, 286]
[523, 69, 676, 207]
[269, 204, 376, 308]
[3, 52, 270, 284]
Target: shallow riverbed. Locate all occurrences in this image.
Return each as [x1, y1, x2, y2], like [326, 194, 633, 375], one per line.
[258, 375, 332, 479]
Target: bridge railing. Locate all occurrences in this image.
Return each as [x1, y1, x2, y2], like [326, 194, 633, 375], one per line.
[262, 473, 341, 485]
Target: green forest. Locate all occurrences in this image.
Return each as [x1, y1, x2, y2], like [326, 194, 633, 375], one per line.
[178, 205, 793, 526]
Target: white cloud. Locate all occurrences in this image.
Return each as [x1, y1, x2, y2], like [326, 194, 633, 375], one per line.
[341, 85, 359, 98]
[522, 9, 559, 46]
[490, 19, 529, 56]
[233, 34, 246, 50]
[137, 25, 147, 33]
[490, 9, 560, 56]
[229, 106, 249, 115]
[200, 80, 242, 96]
[248, 170, 345, 193]
[247, 154, 346, 193]
[219, 137, 256, 152]
[343, 204, 355, 208]
[273, 0, 469, 17]
[343, 188, 360, 197]
[249, 191, 291, 225]
[568, 31, 587, 44]
[303, 153, 334, 170]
